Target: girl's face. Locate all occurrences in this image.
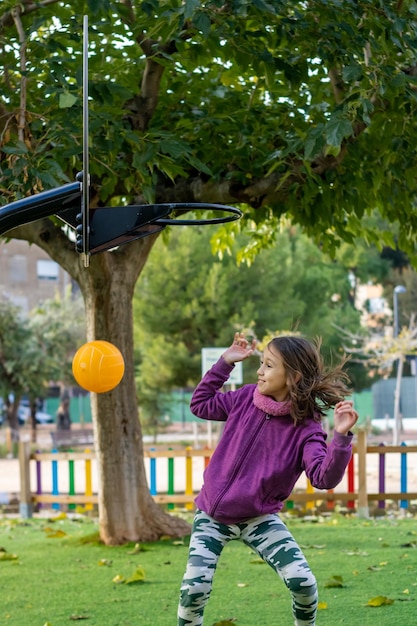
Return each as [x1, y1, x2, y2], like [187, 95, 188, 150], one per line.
[257, 344, 289, 401]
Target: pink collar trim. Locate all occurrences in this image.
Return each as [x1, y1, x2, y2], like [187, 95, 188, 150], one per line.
[253, 386, 291, 416]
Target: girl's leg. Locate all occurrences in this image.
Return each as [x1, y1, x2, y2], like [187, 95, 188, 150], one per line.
[240, 514, 318, 626]
[178, 510, 239, 626]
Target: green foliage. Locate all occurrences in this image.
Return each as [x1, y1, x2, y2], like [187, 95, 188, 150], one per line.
[0, 292, 84, 402]
[133, 225, 364, 421]
[1, 0, 417, 255]
[0, 302, 33, 397]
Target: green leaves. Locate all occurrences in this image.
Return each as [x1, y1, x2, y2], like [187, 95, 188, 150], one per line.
[1, 0, 417, 255]
[325, 112, 354, 148]
[0, 293, 85, 405]
[59, 92, 78, 109]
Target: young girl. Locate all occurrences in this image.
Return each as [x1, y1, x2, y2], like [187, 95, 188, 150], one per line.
[178, 332, 358, 626]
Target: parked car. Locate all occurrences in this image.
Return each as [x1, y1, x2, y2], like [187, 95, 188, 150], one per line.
[18, 400, 54, 425]
[0, 397, 53, 426]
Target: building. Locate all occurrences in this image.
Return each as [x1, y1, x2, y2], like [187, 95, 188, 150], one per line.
[355, 282, 391, 332]
[0, 238, 74, 316]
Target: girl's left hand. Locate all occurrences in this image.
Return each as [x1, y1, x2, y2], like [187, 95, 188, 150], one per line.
[333, 401, 359, 436]
[222, 332, 257, 365]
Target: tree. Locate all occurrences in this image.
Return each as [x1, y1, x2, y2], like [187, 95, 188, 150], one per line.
[341, 317, 417, 444]
[134, 225, 362, 419]
[0, 292, 85, 445]
[0, 302, 32, 444]
[1, 1, 417, 543]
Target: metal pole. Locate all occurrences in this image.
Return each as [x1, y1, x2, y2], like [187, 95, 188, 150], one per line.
[393, 285, 406, 337]
[392, 285, 406, 444]
[82, 15, 90, 267]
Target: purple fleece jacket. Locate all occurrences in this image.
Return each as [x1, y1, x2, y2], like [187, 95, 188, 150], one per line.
[192, 357, 354, 524]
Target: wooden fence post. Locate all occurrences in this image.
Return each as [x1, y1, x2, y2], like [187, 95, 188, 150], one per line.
[18, 440, 33, 518]
[357, 429, 369, 518]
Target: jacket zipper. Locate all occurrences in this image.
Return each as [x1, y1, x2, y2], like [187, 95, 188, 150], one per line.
[211, 412, 270, 517]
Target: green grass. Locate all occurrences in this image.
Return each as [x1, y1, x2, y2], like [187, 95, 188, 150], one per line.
[0, 512, 416, 625]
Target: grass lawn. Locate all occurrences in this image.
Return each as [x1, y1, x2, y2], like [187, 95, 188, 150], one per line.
[0, 512, 416, 625]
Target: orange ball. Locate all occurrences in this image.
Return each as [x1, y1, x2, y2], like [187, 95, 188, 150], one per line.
[72, 341, 125, 393]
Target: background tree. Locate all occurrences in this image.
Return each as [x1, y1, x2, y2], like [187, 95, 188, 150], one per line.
[1, 1, 417, 543]
[0, 292, 84, 446]
[341, 316, 417, 444]
[0, 302, 32, 445]
[134, 225, 364, 427]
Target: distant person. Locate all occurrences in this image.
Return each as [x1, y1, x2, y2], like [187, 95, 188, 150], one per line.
[56, 394, 71, 431]
[178, 333, 358, 626]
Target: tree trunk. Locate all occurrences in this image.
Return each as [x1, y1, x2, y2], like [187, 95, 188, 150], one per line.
[10, 219, 191, 544]
[76, 239, 191, 544]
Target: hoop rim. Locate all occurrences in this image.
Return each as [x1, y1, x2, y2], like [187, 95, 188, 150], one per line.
[152, 203, 242, 225]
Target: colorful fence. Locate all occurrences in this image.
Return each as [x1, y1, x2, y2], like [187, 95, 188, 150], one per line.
[18, 430, 417, 518]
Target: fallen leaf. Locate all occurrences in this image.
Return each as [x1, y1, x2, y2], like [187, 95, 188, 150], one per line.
[324, 575, 345, 588]
[45, 530, 67, 539]
[237, 583, 247, 587]
[48, 512, 67, 521]
[112, 574, 125, 584]
[98, 559, 112, 566]
[366, 595, 394, 607]
[127, 543, 142, 554]
[212, 620, 236, 626]
[0, 551, 18, 561]
[69, 614, 89, 620]
[125, 566, 146, 584]
[318, 601, 328, 610]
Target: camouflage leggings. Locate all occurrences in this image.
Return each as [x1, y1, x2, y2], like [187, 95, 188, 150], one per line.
[178, 509, 317, 626]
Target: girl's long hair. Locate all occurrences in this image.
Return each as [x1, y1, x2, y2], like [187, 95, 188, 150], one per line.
[268, 336, 351, 425]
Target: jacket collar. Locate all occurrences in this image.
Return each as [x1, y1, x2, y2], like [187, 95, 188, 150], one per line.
[253, 386, 291, 416]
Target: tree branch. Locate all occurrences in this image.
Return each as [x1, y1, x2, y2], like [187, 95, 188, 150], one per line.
[328, 67, 345, 104]
[11, 7, 27, 145]
[0, 0, 60, 31]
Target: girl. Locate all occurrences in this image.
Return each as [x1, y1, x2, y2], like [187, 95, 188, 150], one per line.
[178, 333, 358, 626]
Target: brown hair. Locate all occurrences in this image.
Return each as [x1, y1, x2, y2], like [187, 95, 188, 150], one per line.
[268, 336, 351, 425]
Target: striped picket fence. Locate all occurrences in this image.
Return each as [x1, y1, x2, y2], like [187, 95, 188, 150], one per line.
[17, 430, 417, 518]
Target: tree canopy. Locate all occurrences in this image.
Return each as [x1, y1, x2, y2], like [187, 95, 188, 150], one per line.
[133, 225, 364, 421]
[2, 1, 417, 254]
[1, 0, 417, 543]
